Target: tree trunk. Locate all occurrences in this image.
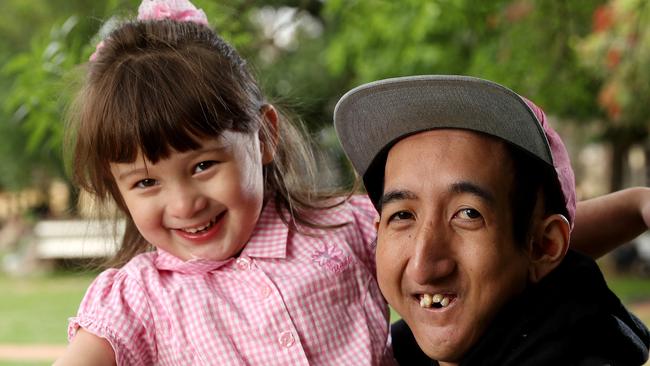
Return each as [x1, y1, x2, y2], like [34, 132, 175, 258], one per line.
[610, 141, 627, 192]
[643, 138, 650, 187]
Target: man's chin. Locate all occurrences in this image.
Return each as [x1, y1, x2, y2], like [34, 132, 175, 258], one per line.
[411, 326, 470, 364]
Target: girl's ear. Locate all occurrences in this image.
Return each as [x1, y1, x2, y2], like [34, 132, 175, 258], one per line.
[259, 104, 279, 165]
[527, 214, 571, 283]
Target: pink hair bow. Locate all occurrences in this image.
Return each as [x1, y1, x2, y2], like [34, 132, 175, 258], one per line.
[90, 0, 208, 61]
[137, 0, 208, 25]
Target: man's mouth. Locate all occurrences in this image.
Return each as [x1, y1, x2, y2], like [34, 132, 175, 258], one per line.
[419, 293, 456, 309]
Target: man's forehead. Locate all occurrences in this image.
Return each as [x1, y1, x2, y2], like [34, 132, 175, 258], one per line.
[382, 129, 514, 197]
[385, 129, 510, 162]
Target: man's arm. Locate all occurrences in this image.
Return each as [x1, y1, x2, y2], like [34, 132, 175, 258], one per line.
[571, 187, 650, 259]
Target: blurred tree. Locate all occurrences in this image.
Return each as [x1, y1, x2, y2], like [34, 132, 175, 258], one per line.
[323, 0, 604, 117]
[321, 0, 613, 185]
[3, 0, 644, 205]
[0, 0, 135, 191]
[0, 0, 331, 196]
[1, 17, 86, 191]
[579, 0, 650, 188]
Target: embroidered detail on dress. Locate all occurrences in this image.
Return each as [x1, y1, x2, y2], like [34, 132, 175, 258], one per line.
[312, 242, 352, 273]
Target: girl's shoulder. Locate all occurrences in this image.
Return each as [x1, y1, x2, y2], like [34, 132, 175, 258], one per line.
[87, 251, 160, 296]
[330, 194, 377, 225]
[286, 194, 376, 230]
[296, 194, 377, 240]
[346, 194, 376, 218]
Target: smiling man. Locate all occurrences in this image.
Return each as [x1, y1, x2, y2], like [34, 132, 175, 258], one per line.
[334, 75, 650, 365]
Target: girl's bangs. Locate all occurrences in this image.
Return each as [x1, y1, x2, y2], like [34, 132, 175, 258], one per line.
[94, 51, 251, 164]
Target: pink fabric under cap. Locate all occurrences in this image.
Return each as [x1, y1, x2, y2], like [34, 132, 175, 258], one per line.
[522, 98, 577, 228]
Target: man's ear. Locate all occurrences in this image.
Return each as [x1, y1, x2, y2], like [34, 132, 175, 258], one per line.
[259, 104, 279, 165]
[527, 214, 570, 283]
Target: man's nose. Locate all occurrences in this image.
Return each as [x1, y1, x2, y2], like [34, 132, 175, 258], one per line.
[167, 183, 208, 218]
[406, 224, 456, 285]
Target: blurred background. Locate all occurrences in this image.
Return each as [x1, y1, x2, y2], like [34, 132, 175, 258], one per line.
[0, 0, 649, 364]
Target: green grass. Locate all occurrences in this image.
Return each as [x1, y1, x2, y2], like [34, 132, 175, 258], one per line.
[0, 362, 51, 366]
[0, 272, 95, 344]
[604, 275, 650, 303]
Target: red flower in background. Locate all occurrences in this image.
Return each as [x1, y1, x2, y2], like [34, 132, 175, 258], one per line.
[598, 82, 622, 120]
[593, 5, 614, 32]
[606, 48, 621, 69]
[504, 0, 534, 23]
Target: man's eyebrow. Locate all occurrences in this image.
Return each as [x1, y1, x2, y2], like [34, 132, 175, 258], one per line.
[451, 181, 495, 205]
[380, 190, 417, 208]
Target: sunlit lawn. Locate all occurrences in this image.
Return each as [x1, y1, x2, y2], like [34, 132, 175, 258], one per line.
[0, 271, 95, 344]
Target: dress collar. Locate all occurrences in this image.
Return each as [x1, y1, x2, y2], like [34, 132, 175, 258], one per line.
[240, 198, 289, 260]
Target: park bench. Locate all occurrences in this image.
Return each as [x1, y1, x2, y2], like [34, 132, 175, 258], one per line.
[33, 220, 122, 259]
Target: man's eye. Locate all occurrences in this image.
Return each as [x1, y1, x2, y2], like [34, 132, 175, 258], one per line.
[135, 178, 157, 189]
[456, 208, 482, 220]
[388, 211, 414, 222]
[194, 160, 217, 174]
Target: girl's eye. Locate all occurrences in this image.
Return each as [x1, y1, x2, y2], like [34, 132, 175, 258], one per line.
[456, 208, 482, 220]
[135, 178, 157, 189]
[194, 160, 217, 174]
[387, 210, 414, 222]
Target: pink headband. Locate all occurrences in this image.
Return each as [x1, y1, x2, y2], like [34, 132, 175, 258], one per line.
[89, 0, 209, 61]
[137, 0, 208, 25]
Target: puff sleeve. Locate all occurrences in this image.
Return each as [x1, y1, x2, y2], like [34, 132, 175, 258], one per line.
[68, 268, 156, 366]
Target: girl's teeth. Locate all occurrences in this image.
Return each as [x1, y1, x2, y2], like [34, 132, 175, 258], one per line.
[420, 293, 452, 309]
[183, 218, 215, 233]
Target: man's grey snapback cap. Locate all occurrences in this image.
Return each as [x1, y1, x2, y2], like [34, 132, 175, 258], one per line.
[333, 75, 557, 209]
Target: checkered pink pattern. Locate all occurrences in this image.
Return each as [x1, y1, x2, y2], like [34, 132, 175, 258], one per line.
[68, 196, 395, 365]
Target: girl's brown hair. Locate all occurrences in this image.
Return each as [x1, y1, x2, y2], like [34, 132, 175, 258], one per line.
[67, 20, 348, 267]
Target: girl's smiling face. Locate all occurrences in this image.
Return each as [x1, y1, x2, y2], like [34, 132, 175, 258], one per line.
[110, 130, 270, 261]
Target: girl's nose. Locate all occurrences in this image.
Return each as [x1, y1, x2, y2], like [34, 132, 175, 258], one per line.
[405, 224, 456, 285]
[167, 184, 208, 218]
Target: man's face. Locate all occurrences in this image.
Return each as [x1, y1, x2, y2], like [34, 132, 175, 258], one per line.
[376, 129, 531, 364]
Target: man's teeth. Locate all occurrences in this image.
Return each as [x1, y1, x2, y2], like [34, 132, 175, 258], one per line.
[420, 294, 452, 308]
[182, 218, 215, 234]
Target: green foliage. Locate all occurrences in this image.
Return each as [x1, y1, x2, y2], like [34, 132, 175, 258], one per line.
[324, 0, 501, 84]
[323, 0, 604, 120]
[1, 0, 646, 194]
[466, 1, 605, 119]
[0, 17, 89, 190]
[579, 0, 650, 133]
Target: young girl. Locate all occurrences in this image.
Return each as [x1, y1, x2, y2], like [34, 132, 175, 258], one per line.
[56, 1, 391, 365]
[56, 1, 650, 365]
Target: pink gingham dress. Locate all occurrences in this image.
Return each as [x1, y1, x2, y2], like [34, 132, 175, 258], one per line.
[68, 196, 395, 365]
